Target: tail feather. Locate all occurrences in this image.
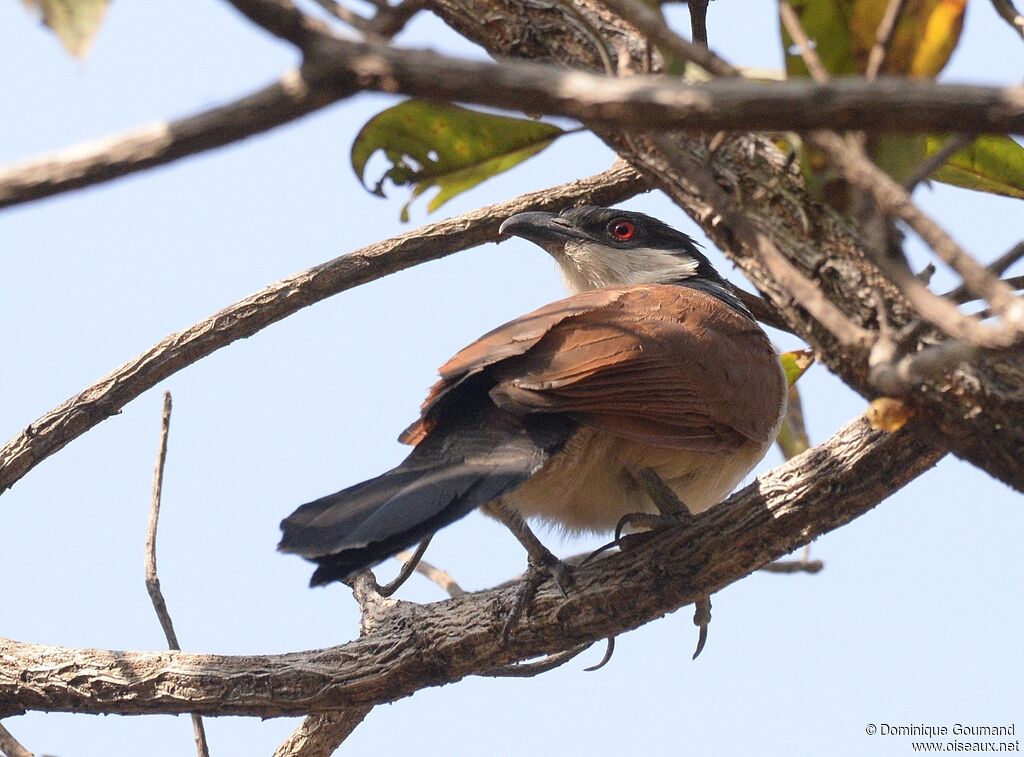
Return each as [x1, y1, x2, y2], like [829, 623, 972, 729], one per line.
[279, 404, 574, 586]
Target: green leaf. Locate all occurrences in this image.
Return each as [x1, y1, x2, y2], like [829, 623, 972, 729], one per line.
[351, 100, 565, 221]
[776, 386, 811, 460]
[929, 135, 1024, 200]
[775, 350, 815, 461]
[23, 0, 109, 58]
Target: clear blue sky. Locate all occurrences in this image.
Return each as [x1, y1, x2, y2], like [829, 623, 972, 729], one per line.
[1, 1, 1021, 755]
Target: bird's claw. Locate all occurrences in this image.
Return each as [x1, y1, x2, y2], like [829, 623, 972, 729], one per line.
[692, 595, 712, 659]
[502, 555, 574, 643]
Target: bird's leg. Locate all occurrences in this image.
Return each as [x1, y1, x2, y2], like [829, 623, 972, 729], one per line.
[614, 467, 697, 541]
[604, 469, 714, 658]
[485, 500, 573, 641]
[375, 535, 433, 597]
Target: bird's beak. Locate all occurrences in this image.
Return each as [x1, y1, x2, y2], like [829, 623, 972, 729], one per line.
[499, 212, 585, 250]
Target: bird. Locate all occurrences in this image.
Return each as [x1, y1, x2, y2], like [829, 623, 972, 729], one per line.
[279, 206, 787, 595]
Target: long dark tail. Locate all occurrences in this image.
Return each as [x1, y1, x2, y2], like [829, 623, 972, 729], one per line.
[278, 404, 573, 586]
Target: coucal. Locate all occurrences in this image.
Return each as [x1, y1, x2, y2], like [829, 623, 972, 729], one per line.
[280, 206, 787, 589]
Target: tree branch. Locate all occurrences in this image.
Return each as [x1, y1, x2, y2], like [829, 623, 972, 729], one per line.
[4, 35, 1024, 213]
[0, 417, 945, 718]
[0, 723, 33, 757]
[273, 710, 372, 757]
[0, 164, 646, 498]
[0, 70, 350, 211]
[144, 393, 210, 757]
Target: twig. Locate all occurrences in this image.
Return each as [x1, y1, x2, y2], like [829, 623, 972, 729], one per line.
[760, 559, 824, 574]
[871, 339, 980, 395]
[392, 549, 466, 597]
[597, 0, 738, 76]
[779, 0, 830, 83]
[904, 133, 973, 192]
[144, 392, 210, 757]
[865, 0, 907, 81]
[311, 0, 373, 33]
[0, 163, 646, 497]
[224, 0, 331, 49]
[689, 0, 709, 47]
[480, 643, 593, 677]
[0, 723, 33, 757]
[946, 242, 1024, 303]
[990, 0, 1024, 39]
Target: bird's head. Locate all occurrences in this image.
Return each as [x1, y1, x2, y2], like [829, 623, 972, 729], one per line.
[499, 206, 729, 295]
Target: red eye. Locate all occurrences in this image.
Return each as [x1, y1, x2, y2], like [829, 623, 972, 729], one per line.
[609, 219, 636, 241]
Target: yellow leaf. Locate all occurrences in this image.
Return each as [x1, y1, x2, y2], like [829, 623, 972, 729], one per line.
[849, 0, 966, 77]
[780, 349, 816, 387]
[866, 397, 917, 432]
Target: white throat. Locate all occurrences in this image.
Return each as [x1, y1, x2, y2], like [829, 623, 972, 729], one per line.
[555, 240, 699, 293]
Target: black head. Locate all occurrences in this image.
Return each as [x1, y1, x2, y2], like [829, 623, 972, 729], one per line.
[500, 206, 750, 317]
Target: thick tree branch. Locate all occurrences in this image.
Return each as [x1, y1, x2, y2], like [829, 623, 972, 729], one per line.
[298, 38, 1024, 134]
[0, 417, 945, 717]
[4, 36, 1024, 213]
[0, 164, 646, 497]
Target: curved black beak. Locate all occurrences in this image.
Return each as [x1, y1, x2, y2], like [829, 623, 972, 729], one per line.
[499, 212, 584, 248]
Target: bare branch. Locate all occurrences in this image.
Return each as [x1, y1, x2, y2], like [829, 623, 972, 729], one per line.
[0, 416, 945, 718]
[393, 549, 467, 597]
[0, 70, 349, 211]
[224, 0, 332, 48]
[779, 0, 830, 83]
[273, 710, 373, 757]
[596, 0, 737, 76]
[760, 559, 824, 575]
[865, 0, 907, 81]
[689, 0, 709, 47]
[0, 723, 33, 757]
[871, 339, 980, 395]
[144, 393, 210, 757]
[990, 0, 1024, 39]
[904, 133, 973, 192]
[807, 131, 1024, 345]
[0, 164, 646, 498]
[145, 392, 179, 649]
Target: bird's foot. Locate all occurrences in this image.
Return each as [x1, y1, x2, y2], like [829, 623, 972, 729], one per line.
[502, 554, 574, 643]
